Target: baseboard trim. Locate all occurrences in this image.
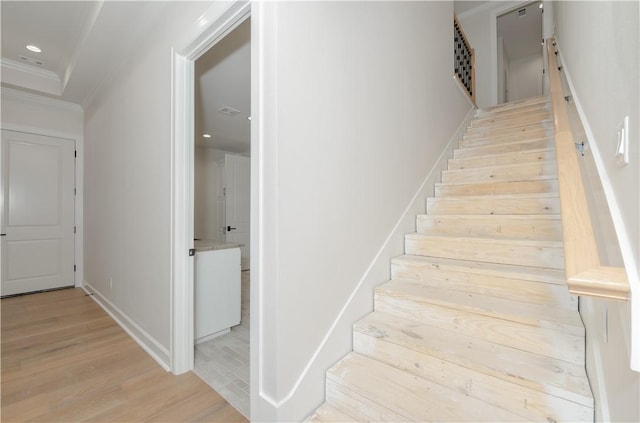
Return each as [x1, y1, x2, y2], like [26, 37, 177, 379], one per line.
[82, 280, 171, 371]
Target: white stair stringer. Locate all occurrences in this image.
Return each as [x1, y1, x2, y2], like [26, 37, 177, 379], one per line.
[305, 97, 594, 422]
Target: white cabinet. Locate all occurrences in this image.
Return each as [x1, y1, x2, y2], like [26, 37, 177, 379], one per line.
[194, 246, 241, 342]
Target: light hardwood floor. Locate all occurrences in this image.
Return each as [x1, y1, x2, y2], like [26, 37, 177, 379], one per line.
[1, 287, 247, 422]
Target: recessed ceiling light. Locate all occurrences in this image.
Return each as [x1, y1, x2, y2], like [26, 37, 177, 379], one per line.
[203, 134, 212, 138]
[26, 45, 42, 53]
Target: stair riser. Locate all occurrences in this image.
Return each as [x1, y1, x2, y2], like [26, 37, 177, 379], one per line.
[435, 179, 558, 197]
[441, 162, 557, 184]
[306, 404, 356, 422]
[448, 149, 556, 170]
[326, 379, 405, 422]
[392, 255, 565, 284]
[427, 195, 560, 215]
[477, 98, 549, 116]
[454, 139, 553, 159]
[462, 129, 550, 148]
[475, 107, 551, 122]
[470, 112, 551, 129]
[466, 122, 551, 139]
[405, 236, 565, 269]
[374, 295, 585, 364]
[328, 353, 524, 421]
[390, 262, 576, 309]
[416, 216, 562, 241]
[353, 333, 593, 421]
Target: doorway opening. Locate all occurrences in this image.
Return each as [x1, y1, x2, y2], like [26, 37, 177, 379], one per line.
[496, 1, 543, 104]
[169, 1, 252, 420]
[192, 17, 251, 418]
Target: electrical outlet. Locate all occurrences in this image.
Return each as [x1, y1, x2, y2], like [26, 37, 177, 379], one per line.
[615, 115, 629, 166]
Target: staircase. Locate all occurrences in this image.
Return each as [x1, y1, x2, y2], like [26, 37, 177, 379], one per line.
[307, 96, 594, 422]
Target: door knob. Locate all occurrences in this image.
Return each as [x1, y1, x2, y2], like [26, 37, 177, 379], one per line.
[227, 226, 237, 231]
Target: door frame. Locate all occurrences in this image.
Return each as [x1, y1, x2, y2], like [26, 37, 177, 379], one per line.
[170, 1, 251, 375]
[489, 0, 544, 106]
[0, 118, 82, 289]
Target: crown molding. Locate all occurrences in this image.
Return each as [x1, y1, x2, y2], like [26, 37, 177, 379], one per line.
[1, 86, 83, 113]
[1, 58, 61, 82]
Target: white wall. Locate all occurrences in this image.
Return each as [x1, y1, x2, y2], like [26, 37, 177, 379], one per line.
[253, 1, 472, 420]
[83, 1, 228, 367]
[0, 87, 85, 287]
[194, 147, 226, 242]
[554, 1, 639, 421]
[508, 52, 542, 102]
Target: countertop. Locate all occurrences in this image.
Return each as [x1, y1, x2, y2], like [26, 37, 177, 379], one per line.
[194, 239, 243, 252]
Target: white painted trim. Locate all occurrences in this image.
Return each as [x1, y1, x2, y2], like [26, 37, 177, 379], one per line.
[170, 0, 251, 376]
[458, 1, 502, 20]
[170, 51, 195, 375]
[453, 74, 477, 107]
[1, 58, 61, 82]
[258, 105, 477, 409]
[555, 44, 640, 371]
[83, 281, 170, 371]
[0, 122, 84, 290]
[0, 86, 83, 112]
[580, 297, 613, 422]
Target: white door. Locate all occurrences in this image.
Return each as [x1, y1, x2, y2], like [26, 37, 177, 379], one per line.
[224, 154, 250, 270]
[1, 130, 75, 296]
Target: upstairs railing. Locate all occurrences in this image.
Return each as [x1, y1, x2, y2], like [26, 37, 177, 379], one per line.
[547, 37, 629, 300]
[454, 15, 475, 105]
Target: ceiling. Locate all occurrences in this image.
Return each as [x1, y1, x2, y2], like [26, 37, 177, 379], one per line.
[454, 1, 493, 16]
[1, 1, 168, 107]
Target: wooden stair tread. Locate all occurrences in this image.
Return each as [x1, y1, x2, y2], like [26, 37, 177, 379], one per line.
[427, 192, 560, 215]
[376, 279, 583, 334]
[466, 120, 552, 136]
[470, 111, 551, 128]
[354, 311, 593, 409]
[435, 179, 558, 197]
[391, 256, 576, 310]
[416, 214, 562, 241]
[439, 173, 556, 184]
[305, 403, 357, 422]
[391, 254, 565, 285]
[449, 148, 556, 169]
[441, 161, 557, 184]
[454, 138, 553, 159]
[461, 129, 551, 146]
[375, 292, 585, 365]
[418, 213, 560, 220]
[477, 96, 549, 114]
[475, 106, 552, 122]
[405, 233, 565, 269]
[327, 353, 525, 422]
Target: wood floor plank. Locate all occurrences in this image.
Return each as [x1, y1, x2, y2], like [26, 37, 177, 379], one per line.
[1, 287, 247, 423]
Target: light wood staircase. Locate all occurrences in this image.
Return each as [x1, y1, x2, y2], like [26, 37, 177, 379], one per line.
[307, 96, 594, 422]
